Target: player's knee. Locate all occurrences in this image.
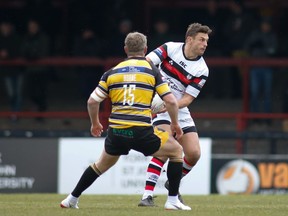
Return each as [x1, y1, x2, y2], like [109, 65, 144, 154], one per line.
[175, 144, 183, 156]
[169, 142, 183, 161]
[193, 149, 201, 160]
[185, 149, 201, 165]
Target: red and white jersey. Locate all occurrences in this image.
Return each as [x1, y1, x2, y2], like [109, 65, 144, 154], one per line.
[147, 42, 209, 101]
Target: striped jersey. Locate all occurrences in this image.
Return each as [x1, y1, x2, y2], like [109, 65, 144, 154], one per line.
[96, 57, 171, 128]
[147, 42, 209, 101]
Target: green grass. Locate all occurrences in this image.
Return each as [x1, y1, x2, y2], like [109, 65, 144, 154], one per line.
[0, 194, 287, 216]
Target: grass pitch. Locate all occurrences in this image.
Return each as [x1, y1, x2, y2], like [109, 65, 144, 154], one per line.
[0, 194, 287, 216]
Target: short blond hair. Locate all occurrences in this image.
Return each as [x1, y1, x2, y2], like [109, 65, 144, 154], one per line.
[124, 32, 147, 55]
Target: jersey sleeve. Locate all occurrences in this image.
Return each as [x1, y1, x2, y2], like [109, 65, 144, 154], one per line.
[146, 43, 168, 65]
[186, 68, 209, 98]
[96, 71, 109, 96]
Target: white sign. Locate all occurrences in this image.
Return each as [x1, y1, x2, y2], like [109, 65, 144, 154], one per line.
[58, 137, 211, 195]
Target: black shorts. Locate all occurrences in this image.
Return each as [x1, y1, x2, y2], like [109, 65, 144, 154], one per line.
[105, 126, 169, 156]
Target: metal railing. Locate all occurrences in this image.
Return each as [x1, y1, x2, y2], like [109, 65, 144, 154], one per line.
[1, 57, 288, 153]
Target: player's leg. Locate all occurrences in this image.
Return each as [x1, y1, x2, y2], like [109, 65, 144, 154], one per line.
[152, 134, 182, 192]
[61, 128, 123, 209]
[174, 112, 200, 180]
[71, 150, 119, 198]
[60, 150, 120, 209]
[179, 130, 200, 178]
[152, 129, 191, 210]
[151, 121, 200, 177]
[138, 157, 166, 206]
[163, 113, 199, 203]
[139, 123, 171, 205]
[137, 125, 190, 210]
[163, 129, 200, 204]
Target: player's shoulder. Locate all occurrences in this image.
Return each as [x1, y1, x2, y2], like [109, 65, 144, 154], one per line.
[165, 41, 184, 49]
[199, 56, 209, 68]
[164, 42, 184, 56]
[197, 56, 209, 75]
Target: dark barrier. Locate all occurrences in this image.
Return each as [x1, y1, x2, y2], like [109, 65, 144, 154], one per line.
[0, 139, 58, 193]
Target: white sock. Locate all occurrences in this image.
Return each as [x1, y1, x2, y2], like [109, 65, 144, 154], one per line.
[67, 194, 78, 204]
[167, 195, 178, 203]
[142, 191, 153, 200]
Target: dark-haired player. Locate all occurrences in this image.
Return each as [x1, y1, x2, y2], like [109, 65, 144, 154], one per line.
[139, 23, 212, 206]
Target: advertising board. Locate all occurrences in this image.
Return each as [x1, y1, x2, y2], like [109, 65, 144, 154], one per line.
[58, 137, 212, 195]
[211, 155, 288, 194]
[0, 138, 58, 193]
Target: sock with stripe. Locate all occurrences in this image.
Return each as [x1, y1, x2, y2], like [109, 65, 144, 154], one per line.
[142, 157, 164, 199]
[182, 156, 194, 178]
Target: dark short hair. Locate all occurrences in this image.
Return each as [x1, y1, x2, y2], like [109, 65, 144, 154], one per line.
[185, 23, 212, 39]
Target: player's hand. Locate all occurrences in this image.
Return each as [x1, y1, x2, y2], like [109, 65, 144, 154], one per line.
[90, 123, 103, 137]
[170, 123, 183, 140]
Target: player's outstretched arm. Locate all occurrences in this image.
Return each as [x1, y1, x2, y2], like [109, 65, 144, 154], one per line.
[87, 97, 103, 137]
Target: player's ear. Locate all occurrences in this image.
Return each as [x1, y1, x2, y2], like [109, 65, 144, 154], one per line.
[124, 46, 128, 55]
[144, 46, 147, 55]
